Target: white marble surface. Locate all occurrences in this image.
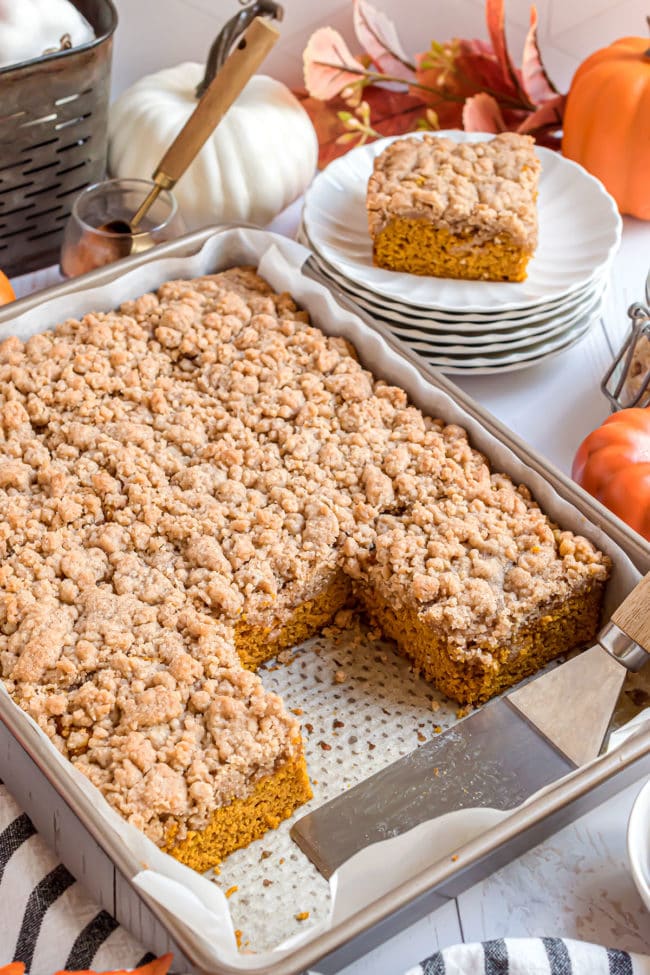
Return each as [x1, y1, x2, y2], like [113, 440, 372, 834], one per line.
[337, 779, 650, 975]
[456, 780, 649, 953]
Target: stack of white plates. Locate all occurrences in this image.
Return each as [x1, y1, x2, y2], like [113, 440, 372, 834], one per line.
[300, 131, 622, 375]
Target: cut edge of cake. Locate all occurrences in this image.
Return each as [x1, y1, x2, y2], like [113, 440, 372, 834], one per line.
[356, 575, 606, 706]
[165, 752, 312, 873]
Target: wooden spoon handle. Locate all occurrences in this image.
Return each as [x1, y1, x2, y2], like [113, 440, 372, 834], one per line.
[598, 570, 650, 671]
[153, 16, 279, 185]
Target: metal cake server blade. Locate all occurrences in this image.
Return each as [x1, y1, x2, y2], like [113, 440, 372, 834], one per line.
[291, 573, 650, 878]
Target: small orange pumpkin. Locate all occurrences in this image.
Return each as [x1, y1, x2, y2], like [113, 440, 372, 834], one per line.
[572, 407, 650, 539]
[0, 952, 174, 975]
[52, 956, 174, 975]
[0, 270, 14, 305]
[562, 34, 650, 219]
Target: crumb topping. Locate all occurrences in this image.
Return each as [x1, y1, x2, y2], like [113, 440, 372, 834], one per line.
[367, 133, 540, 249]
[352, 483, 609, 658]
[0, 265, 608, 845]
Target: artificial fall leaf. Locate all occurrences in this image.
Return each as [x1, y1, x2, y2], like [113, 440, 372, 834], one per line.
[462, 92, 506, 132]
[517, 93, 565, 135]
[417, 38, 522, 108]
[303, 27, 367, 101]
[413, 42, 463, 104]
[296, 87, 460, 168]
[353, 0, 415, 80]
[520, 5, 559, 105]
[52, 953, 173, 975]
[485, 0, 527, 102]
[301, 0, 564, 159]
[454, 39, 523, 103]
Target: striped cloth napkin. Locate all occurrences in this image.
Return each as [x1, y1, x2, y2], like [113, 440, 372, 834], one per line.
[0, 782, 148, 973]
[407, 939, 650, 975]
[2, 778, 650, 974]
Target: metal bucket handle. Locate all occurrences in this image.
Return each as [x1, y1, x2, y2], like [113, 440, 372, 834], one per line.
[195, 0, 283, 97]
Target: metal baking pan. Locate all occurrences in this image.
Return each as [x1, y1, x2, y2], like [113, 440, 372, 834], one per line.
[0, 225, 648, 975]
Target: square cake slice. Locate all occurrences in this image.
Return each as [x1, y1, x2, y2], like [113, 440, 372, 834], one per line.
[3, 582, 311, 874]
[367, 132, 540, 282]
[352, 475, 610, 707]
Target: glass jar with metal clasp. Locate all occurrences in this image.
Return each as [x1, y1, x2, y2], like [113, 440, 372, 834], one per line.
[602, 269, 650, 410]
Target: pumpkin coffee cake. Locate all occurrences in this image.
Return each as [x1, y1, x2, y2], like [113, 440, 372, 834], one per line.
[367, 132, 540, 282]
[0, 267, 609, 871]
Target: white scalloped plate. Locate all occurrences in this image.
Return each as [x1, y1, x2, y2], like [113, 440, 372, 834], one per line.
[300, 223, 607, 325]
[377, 286, 605, 351]
[307, 249, 607, 328]
[309, 251, 606, 340]
[627, 777, 650, 913]
[384, 299, 599, 374]
[303, 131, 621, 314]
[413, 324, 592, 374]
[396, 299, 601, 355]
[338, 285, 603, 346]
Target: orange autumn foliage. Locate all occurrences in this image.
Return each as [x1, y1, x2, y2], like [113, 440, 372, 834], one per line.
[0, 271, 14, 305]
[297, 87, 458, 168]
[0, 953, 173, 975]
[301, 0, 564, 167]
[563, 35, 650, 219]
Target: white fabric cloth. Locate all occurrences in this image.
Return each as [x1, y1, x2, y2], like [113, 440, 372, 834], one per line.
[0, 783, 147, 973]
[405, 938, 650, 975]
[3, 783, 650, 973]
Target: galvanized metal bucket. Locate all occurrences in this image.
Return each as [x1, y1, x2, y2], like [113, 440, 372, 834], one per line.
[0, 0, 117, 277]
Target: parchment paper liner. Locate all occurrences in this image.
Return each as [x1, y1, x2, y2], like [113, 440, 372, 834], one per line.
[0, 228, 640, 968]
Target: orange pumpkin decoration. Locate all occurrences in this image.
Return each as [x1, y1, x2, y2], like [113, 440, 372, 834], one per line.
[0, 270, 14, 305]
[52, 955, 174, 975]
[0, 954, 173, 975]
[562, 35, 650, 219]
[572, 407, 650, 539]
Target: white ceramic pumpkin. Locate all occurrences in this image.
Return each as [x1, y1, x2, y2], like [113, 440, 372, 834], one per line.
[0, 0, 94, 69]
[108, 65, 318, 230]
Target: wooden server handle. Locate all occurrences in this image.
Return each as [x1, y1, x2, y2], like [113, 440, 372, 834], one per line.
[598, 570, 650, 671]
[155, 16, 279, 185]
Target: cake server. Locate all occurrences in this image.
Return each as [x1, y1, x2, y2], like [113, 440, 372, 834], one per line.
[291, 572, 650, 878]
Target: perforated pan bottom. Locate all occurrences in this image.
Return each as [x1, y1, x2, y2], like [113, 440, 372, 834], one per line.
[198, 608, 650, 954]
[210, 615, 489, 952]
